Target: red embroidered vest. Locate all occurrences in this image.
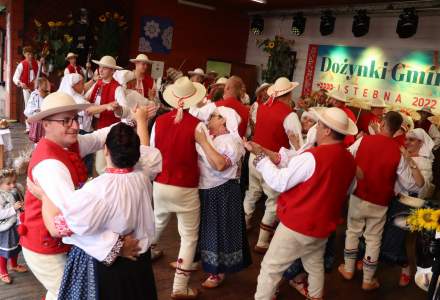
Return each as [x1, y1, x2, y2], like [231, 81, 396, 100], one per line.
[90, 79, 121, 129]
[154, 111, 200, 188]
[253, 101, 292, 152]
[20, 59, 39, 89]
[277, 143, 356, 238]
[20, 138, 88, 254]
[215, 97, 249, 137]
[354, 135, 401, 207]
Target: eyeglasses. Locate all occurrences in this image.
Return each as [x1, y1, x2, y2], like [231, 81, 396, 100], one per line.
[45, 115, 83, 127]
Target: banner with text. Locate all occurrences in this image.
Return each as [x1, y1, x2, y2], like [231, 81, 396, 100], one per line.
[302, 44, 440, 113]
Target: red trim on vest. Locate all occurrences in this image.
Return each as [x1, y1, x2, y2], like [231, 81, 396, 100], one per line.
[253, 100, 292, 152]
[90, 79, 121, 129]
[277, 143, 356, 238]
[215, 97, 249, 138]
[20, 59, 39, 89]
[354, 135, 401, 206]
[154, 111, 200, 188]
[20, 138, 87, 254]
[66, 64, 82, 75]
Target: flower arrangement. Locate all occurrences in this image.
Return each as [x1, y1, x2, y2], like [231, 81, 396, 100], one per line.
[33, 16, 75, 73]
[257, 35, 295, 83]
[407, 208, 440, 232]
[94, 11, 128, 58]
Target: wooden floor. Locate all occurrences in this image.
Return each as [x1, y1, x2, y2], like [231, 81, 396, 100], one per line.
[0, 124, 429, 300]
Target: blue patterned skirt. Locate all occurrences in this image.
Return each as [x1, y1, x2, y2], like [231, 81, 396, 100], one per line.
[58, 246, 99, 300]
[0, 225, 21, 259]
[198, 180, 252, 274]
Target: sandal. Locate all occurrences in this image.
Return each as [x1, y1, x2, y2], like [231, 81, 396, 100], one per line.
[201, 274, 225, 289]
[0, 273, 12, 284]
[10, 264, 28, 273]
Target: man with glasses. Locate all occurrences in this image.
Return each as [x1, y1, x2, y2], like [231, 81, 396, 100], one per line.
[21, 92, 139, 300]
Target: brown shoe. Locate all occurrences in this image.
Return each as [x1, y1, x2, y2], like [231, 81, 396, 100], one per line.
[338, 264, 354, 280]
[10, 264, 28, 273]
[362, 278, 380, 291]
[201, 274, 225, 289]
[171, 287, 199, 299]
[254, 245, 268, 254]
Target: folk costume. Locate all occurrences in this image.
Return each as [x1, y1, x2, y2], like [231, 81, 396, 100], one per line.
[196, 106, 251, 286]
[150, 76, 206, 299]
[243, 77, 303, 252]
[254, 107, 358, 300]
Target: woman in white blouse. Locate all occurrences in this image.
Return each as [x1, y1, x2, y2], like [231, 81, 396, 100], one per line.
[27, 106, 162, 300]
[194, 106, 252, 288]
[381, 127, 434, 288]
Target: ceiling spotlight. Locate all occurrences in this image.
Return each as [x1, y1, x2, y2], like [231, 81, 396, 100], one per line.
[396, 8, 418, 38]
[352, 10, 370, 37]
[251, 15, 264, 35]
[291, 12, 306, 36]
[320, 10, 335, 36]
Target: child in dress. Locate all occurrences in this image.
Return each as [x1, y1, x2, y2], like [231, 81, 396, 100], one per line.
[0, 169, 27, 284]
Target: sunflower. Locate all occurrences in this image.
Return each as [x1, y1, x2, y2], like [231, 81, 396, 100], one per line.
[99, 15, 107, 22]
[48, 21, 56, 27]
[64, 34, 73, 43]
[56, 21, 64, 27]
[268, 41, 275, 49]
[416, 208, 439, 231]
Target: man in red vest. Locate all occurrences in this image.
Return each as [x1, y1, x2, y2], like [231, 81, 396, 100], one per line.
[13, 46, 44, 132]
[356, 98, 387, 135]
[246, 107, 358, 300]
[327, 89, 357, 147]
[129, 54, 156, 100]
[23, 92, 139, 300]
[416, 106, 440, 149]
[339, 111, 425, 291]
[151, 77, 206, 299]
[85, 55, 129, 174]
[64, 52, 85, 76]
[243, 77, 303, 254]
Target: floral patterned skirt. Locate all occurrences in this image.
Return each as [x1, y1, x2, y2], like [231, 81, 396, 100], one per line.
[197, 180, 252, 275]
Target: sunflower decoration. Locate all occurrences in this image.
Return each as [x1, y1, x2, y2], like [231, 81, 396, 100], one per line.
[99, 15, 107, 22]
[48, 21, 56, 28]
[407, 208, 440, 232]
[256, 35, 295, 83]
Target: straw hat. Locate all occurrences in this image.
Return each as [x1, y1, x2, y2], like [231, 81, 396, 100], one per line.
[267, 77, 299, 98]
[166, 68, 183, 82]
[211, 77, 228, 86]
[255, 83, 271, 95]
[92, 56, 123, 70]
[348, 98, 371, 110]
[129, 53, 152, 64]
[369, 98, 388, 108]
[28, 92, 90, 122]
[206, 70, 218, 78]
[328, 89, 348, 103]
[398, 194, 426, 208]
[188, 68, 206, 77]
[310, 107, 358, 136]
[163, 76, 206, 109]
[65, 52, 78, 60]
[418, 106, 434, 116]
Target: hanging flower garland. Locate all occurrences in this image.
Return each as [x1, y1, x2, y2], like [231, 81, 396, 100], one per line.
[257, 35, 295, 83]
